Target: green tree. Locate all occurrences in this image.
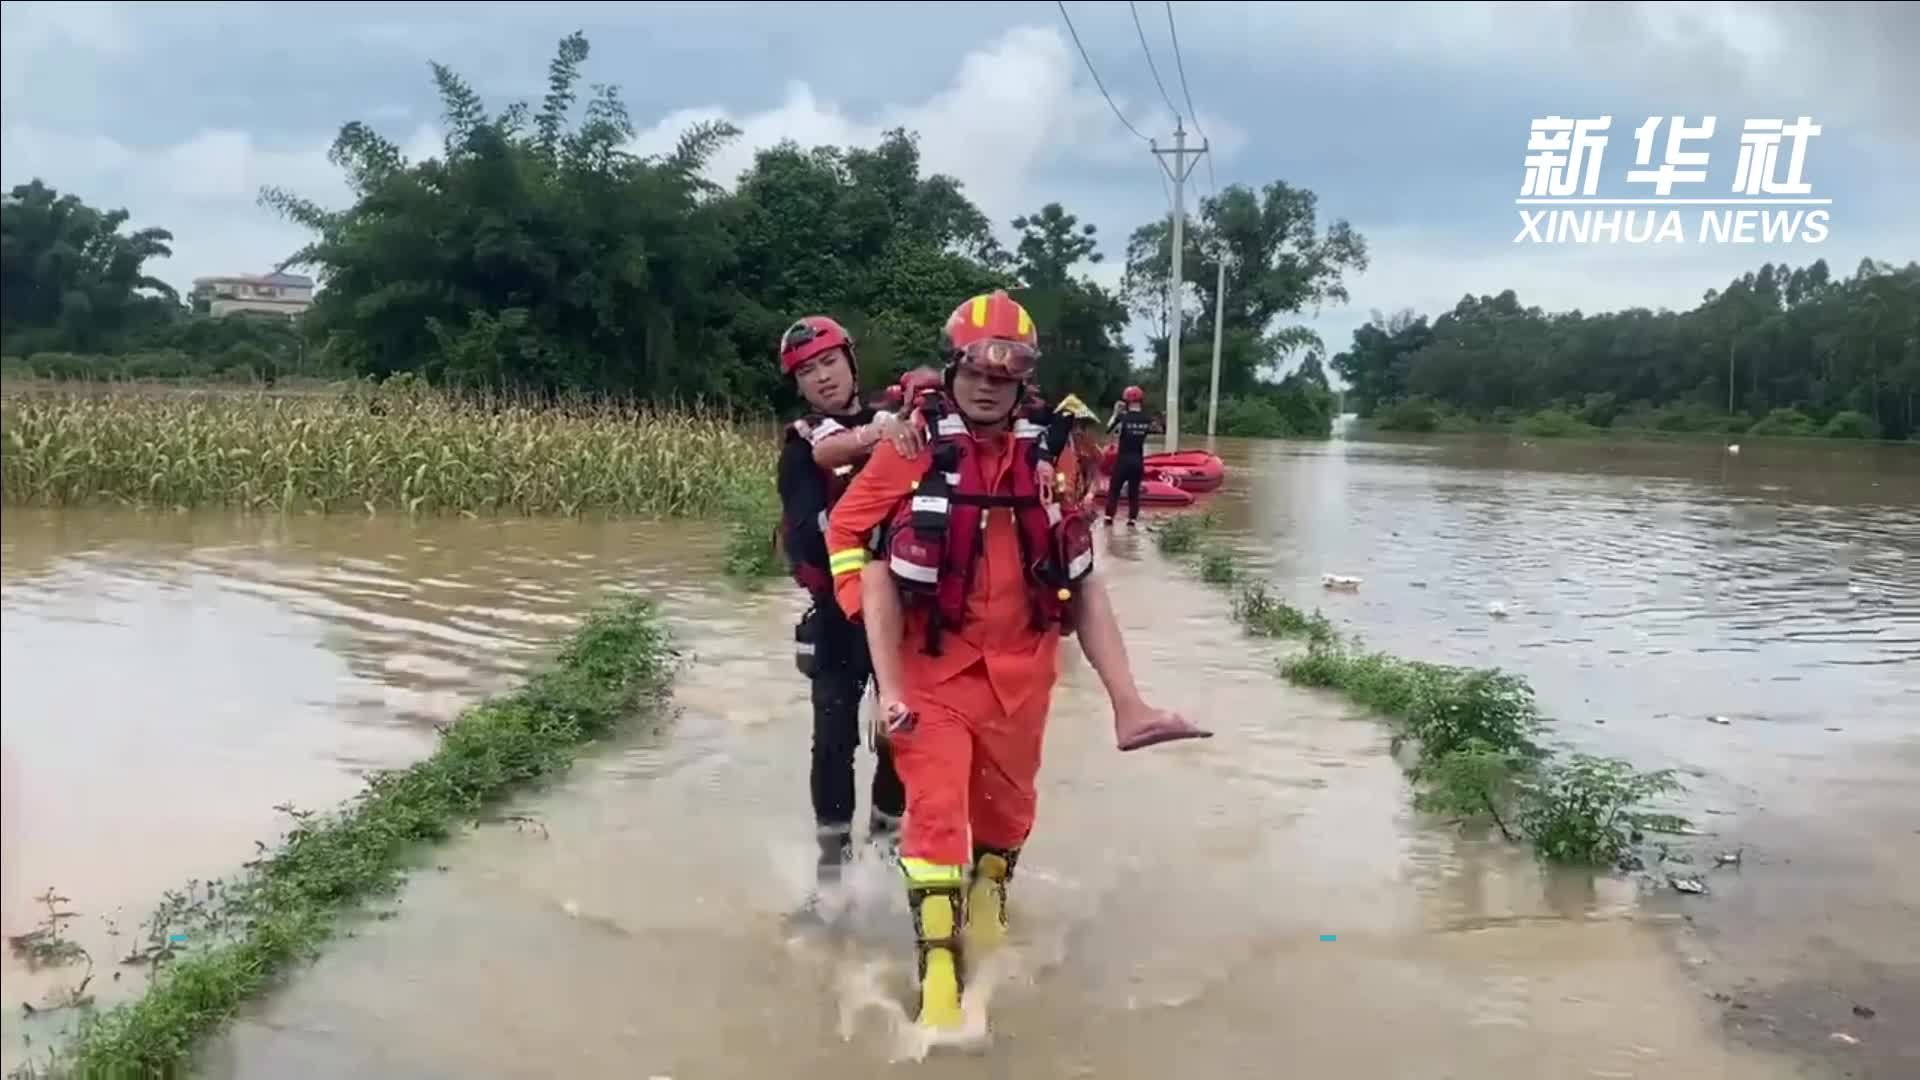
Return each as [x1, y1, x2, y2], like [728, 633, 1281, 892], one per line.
[1334, 257, 1920, 440]
[716, 129, 1010, 400]
[1007, 203, 1130, 406]
[1, 179, 182, 354]
[262, 31, 752, 402]
[1120, 180, 1368, 426]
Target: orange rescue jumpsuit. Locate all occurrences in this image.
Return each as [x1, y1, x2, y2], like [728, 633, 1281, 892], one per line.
[827, 433, 1061, 869]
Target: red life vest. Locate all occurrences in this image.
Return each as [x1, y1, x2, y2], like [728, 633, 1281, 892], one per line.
[782, 415, 861, 598]
[884, 394, 1095, 655]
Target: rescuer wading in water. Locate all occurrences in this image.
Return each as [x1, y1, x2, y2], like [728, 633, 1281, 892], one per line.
[774, 316, 922, 919]
[825, 290, 1211, 1030]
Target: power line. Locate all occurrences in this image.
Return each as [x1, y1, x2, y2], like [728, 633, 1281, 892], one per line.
[1055, 1, 1152, 144]
[1163, 1, 1216, 196]
[1128, 1, 1180, 122]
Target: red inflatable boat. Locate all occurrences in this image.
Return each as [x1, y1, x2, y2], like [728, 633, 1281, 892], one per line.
[1093, 476, 1194, 507]
[1098, 448, 1227, 493]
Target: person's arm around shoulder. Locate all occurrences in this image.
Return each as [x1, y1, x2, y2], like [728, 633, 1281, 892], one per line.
[1071, 571, 1212, 751]
[813, 411, 924, 471]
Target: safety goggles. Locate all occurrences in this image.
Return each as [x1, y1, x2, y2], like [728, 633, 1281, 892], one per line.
[781, 321, 821, 351]
[954, 338, 1038, 381]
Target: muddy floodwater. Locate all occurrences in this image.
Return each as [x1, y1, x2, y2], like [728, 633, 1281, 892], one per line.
[3, 432, 1915, 1078]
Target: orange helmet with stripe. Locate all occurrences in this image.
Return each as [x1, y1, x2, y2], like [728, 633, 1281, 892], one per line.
[940, 290, 1040, 381]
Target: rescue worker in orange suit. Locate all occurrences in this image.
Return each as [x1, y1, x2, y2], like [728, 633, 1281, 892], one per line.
[1051, 393, 1102, 510]
[825, 291, 1212, 1031]
[774, 316, 922, 918]
[1104, 385, 1157, 527]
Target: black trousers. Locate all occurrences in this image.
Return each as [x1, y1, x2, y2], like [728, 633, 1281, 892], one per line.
[1105, 457, 1146, 522]
[807, 600, 905, 836]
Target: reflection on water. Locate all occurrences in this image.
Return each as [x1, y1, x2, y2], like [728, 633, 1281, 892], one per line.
[2, 431, 1913, 1077]
[0, 508, 741, 1054]
[1202, 436, 1918, 795]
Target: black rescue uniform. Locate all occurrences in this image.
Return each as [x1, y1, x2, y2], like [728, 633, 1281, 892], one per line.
[1105, 406, 1155, 523]
[776, 407, 906, 878]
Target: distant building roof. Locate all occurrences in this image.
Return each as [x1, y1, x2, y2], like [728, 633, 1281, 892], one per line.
[191, 271, 314, 288]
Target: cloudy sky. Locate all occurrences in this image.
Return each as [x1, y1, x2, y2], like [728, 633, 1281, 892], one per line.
[3, 0, 1914, 372]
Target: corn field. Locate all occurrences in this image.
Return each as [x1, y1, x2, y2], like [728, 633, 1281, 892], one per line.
[0, 380, 780, 518]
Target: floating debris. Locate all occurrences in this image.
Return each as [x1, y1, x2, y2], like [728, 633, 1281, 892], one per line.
[1852, 1004, 1876, 1019]
[1715, 851, 1743, 867]
[1668, 874, 1709, 895]
[1706, 715, 1733, 725]
[1829, 1032, 1858, 1046]
[1486, 601, 1509, 618]
[1321, 574, 1362, 591]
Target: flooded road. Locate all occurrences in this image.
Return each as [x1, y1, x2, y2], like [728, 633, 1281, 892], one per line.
[0, 510, 729, 1063]
[2, 432, 1914, 1077]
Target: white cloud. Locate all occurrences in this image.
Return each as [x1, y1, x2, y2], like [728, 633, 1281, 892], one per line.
[0, 122, 441, 291]
[1222, 0, 1916, 148]
[0, 0, 133, 110]
[0, 0, 133, 56]
[626, 25, 1246, 233]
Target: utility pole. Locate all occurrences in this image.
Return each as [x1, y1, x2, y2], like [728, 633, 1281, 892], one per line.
[1152, 118, 1206, 453]
[1206, 249, 1228, 441]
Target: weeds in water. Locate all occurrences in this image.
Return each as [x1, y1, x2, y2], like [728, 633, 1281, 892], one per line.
[722, 482, 784, 583]
[7, 890, 97, 1021]
[1197, 543, 1237, 585]
[1232, 581, 1337, 645]
[0, 376, 776, 520]
[1408, 741, 1533, 842]
[1280, 643, 1548, 762]
[1153, 511, 1689, 870]
[1147, 510, 1215, 557]
[7, 890, 88, 970]
[17, 595, 676, 1079]
[1518, 754, 1691, 867]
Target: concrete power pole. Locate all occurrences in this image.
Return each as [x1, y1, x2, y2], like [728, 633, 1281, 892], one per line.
[1206, 251, 1228, 441]
[1152, 119, 1206, 453]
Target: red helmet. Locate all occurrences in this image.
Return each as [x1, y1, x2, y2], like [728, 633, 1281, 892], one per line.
[940, 290, 1039, 381]
[897, 365, 943, 407]
[779, 316, 855, 376]
[1123, 385, 1144, 403]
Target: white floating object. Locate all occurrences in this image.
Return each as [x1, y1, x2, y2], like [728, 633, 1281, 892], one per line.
[562, 899, 580, 918]
[1321, 574, 1362, 590]
[1727, 443, 1741, 455]
[1707, 715, 1732, 725]
[1829, 1033, 1858, 1046]
[1669, 875, 1709, 895]
[1486, 601, 1509, 618]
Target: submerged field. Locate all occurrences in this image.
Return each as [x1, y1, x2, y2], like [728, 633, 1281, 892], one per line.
[1, 378, 777, 519]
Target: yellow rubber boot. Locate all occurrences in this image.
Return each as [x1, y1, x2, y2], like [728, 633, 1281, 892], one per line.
[964, 847, 1016, 951]
[903, 859, 966, 1031]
